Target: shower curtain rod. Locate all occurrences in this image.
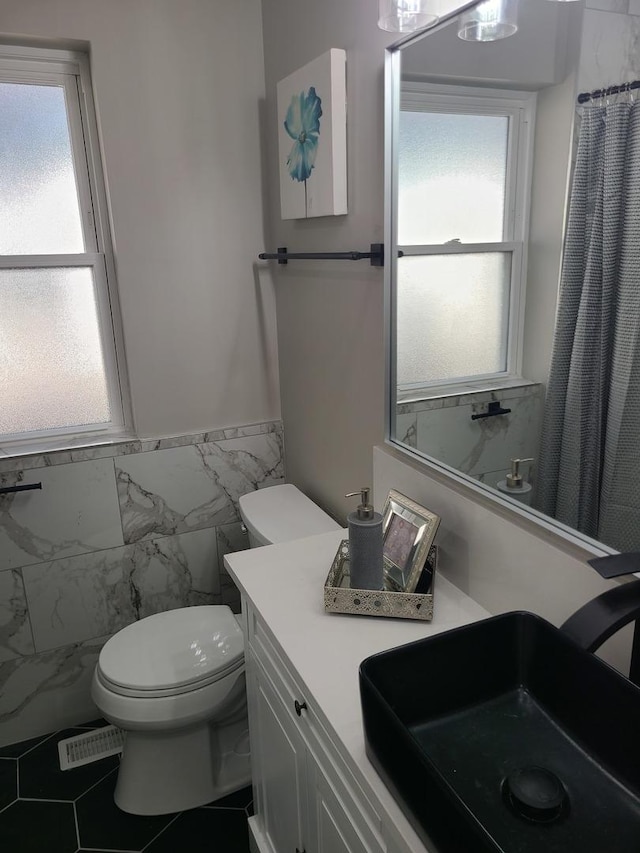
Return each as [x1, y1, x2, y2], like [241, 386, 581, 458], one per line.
[577, 79, 640, 104]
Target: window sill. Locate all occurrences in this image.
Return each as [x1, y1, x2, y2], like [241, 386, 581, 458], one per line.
[0, 421, 283, 475]
[0, 431, 140, 472]
[396, 376, 539, 406]
[0, 429, 138, 458]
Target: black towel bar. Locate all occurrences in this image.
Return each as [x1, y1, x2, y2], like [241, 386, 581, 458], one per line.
[259, 243, 393, 267]
[0, 482, 42, 495]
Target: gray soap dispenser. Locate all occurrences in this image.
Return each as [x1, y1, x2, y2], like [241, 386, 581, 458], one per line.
[345, 487, 384, 590]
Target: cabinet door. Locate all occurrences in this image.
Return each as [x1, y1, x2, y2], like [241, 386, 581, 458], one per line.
[309, 763, 381, 853]
[250, 652, 308, 853]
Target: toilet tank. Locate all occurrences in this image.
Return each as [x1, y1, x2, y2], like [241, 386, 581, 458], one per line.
[238, 484, 341, 547]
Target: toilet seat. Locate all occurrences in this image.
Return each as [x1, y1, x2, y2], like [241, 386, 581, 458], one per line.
[92, 658, 247, 732]
[96, 655, 244, 698]
[97, 605, 244, 697]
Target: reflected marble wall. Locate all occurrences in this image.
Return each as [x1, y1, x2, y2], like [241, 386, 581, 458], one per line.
[580, 0, 640, 93]
[0, 421, 284, 746]
[397, 384, 543, 495]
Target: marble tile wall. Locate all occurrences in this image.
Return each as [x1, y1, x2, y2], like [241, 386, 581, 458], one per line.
[396, 384, 543, 495]
[0, 421, 284, 746]
[580, 0, 640, 94]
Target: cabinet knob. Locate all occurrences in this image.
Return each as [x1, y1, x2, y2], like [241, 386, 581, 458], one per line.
[294, 699, 307, 717]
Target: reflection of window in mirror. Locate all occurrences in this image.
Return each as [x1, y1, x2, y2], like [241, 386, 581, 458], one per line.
[396, 84, 534, 395]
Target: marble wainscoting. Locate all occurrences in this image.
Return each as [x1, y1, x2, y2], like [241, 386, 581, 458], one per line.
[0, 421, 284, 746]
[116, 432, 283, 543]
[0, 459, 123, 572]
[0, 571, 35, 663]
[396, 384, 543, 494]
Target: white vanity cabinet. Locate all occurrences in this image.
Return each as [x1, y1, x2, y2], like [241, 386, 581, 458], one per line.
[224, 530, 491, 853]
[247, 652, 308, 852]
[245, 604, 385, 853]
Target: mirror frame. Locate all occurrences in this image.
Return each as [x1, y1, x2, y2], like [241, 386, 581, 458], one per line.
[382, 9, 615, 563]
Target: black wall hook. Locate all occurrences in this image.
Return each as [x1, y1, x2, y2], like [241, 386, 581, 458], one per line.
[471, 400, 512, 421]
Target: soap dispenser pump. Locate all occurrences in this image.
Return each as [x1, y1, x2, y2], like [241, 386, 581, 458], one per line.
[497, 458, 533, 505]
[345, 487, 384, 590]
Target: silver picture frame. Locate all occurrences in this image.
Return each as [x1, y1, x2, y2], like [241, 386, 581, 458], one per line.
[381, 489, 440, 593]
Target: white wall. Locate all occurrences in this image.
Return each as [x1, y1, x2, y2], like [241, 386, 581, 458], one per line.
[522, 71, 576, 385]
[260, 0, 396, 521]
[0, 0, 280, 438]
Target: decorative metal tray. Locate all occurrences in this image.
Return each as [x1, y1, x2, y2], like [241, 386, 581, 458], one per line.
[324, 540, 437, 621]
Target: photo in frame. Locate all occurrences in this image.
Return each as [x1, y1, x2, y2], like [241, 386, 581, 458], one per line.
[382, 490, 440, 594]
[276, 48, 347, 220]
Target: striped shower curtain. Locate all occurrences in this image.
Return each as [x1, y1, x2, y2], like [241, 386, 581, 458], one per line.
[535, 98, 640, 550]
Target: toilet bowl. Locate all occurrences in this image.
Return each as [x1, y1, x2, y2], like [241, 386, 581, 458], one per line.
[91, 483, 340, 815]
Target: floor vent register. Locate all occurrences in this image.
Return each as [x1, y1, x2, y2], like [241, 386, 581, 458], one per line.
[58, 725, 125, 771]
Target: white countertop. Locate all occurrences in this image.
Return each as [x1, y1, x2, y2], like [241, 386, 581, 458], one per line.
[225, 529, 491, 853]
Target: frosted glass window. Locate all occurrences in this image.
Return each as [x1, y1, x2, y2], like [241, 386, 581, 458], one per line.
[0, 268, 111, 435]
[398, 111, 508, 245]
[0, 83, 84, 254]
[396, 253, 510, 385]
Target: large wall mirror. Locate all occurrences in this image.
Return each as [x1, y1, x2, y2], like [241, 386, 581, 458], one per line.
[387, 0, 640, 553]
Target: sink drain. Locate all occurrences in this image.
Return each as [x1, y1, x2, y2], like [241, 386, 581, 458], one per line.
[503, 766, 568, 823]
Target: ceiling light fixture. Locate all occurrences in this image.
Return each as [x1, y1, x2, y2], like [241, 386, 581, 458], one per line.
[458, 0, 519, 42]
[378, 0, 439, 33]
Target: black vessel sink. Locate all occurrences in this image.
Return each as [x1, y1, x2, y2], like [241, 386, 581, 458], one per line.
[360, 612, 640, 853]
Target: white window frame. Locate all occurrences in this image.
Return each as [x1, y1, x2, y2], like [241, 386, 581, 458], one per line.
[0, 45, 131, 451]
[396, 82, 536, 395]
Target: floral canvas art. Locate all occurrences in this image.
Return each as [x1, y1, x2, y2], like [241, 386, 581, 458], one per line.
[277, 49, 347, 219]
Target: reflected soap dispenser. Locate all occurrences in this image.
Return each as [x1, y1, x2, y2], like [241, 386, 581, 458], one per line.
[497, 458, 533, 506]
[345, 487, 384, 590]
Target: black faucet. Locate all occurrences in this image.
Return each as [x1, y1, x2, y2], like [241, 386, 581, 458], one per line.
[561, 554, 640, 687]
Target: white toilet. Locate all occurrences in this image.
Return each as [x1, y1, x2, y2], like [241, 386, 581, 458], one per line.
[91, 484, 340, 815]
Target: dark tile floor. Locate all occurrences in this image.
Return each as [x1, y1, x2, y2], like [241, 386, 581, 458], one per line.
[0, 720, 253, 852]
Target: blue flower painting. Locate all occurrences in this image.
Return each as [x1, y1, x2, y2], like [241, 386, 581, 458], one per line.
[284, 86, 322, 183]
[277, 49, 347, 220]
